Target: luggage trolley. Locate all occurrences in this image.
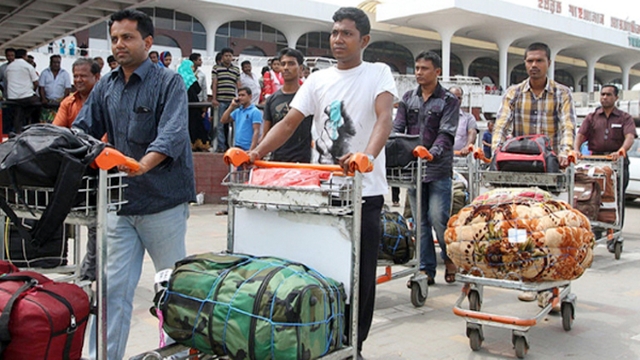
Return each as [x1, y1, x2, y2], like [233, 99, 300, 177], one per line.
[575, 155, 625, 259]
[380, 146, 430, 307]
[450, 150, 578, 359]
[452, 145, 478, 200]
[0, 148, 135, 360]
[131, 148, 372, 360]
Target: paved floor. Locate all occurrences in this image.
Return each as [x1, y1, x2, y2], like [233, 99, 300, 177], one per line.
[88, 196, 640, 360]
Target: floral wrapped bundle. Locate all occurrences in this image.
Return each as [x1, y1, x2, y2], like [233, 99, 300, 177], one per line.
[445, 188, 595, 281]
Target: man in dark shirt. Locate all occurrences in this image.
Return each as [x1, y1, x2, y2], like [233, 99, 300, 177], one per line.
[575, 84, 636, 237]
[393, 51, 459, 285]
[575, 84, 636, 191]
[73, 9, 196, 359]
[262, 48, 312, 163]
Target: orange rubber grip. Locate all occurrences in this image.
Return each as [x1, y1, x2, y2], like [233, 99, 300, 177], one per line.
[413, 146, 433, 161]
[94, 148, 141, 172]
[473, 148, 491, 163]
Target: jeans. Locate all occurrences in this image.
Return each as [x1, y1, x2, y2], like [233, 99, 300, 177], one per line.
[408, 177, 452, 278]
[215, 101, 231, 151]
[88, 203, 189, 360]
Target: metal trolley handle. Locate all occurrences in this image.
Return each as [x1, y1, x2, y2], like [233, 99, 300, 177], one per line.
[223, 147, 375, 174]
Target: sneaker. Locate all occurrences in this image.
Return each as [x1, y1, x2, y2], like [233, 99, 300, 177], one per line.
[518, 291, 536, 302]
[537, 291, 561, 313]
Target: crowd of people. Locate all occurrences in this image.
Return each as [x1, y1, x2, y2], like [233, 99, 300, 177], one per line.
[0, 5, 636, 360]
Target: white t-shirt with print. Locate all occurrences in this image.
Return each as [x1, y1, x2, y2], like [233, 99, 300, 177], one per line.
[291, 62, 398, 197]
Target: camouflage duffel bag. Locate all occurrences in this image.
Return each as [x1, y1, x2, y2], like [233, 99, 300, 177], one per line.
[158, 252, 346, 359]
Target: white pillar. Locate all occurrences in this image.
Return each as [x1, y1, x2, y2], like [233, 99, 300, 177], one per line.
[549, 48, 562, 81]
[497, 39, 512, 91]
[585, 56, 599, 93]
[439, 29, 455, 81]
[622, 64, 632, 91]
[204, 20, 223, 57]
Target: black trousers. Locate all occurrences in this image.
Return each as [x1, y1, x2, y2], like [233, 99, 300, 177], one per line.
[345, 195, 383, 351]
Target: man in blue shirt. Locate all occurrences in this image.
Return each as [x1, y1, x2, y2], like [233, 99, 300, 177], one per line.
[393, 51, 459, 285]
[73, 9, 195, 359]
[220, 87, 262, 151]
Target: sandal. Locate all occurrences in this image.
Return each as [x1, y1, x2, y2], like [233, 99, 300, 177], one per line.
[444, 259, 457, 283]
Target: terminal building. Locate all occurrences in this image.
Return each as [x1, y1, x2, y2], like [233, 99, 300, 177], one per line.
[2, 0, 640, 116]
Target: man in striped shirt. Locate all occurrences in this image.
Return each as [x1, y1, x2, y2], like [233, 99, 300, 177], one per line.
[492, 42, 576, 167]
[211, 47, 241, 152]
[492, 42, 576, 305]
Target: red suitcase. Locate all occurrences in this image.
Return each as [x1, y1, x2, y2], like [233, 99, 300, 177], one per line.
[0, 271, 90, 360]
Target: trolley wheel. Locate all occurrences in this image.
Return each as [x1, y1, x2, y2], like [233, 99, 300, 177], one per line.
[514, 336, 528, 359]
[410, 282, 427, 307]
[468, 329, 482, 351]
[561, 302, 574, 331]
[468, 290, 481, 311]
[614, 242, 622, 260]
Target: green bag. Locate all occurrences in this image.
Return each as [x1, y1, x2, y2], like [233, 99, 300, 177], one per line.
[159, 253, 346, 359]
[379, 210, 414, 264]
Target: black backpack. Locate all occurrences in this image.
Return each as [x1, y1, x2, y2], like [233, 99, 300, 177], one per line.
[0, 124, 106, 248]
[385, 133, 421, 168]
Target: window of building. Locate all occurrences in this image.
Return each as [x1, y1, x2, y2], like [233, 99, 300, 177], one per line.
[138, 7, 207, 50]
[241, 46, 266, 56]
[215, 21, 288, 53]
[470, 57, 498, 85]
[364, 42, 414, 74]
[297, 32, 332, 53]
[554, 70, 575, 89]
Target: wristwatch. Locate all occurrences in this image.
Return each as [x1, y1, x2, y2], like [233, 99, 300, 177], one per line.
[367, 154, 375, 163]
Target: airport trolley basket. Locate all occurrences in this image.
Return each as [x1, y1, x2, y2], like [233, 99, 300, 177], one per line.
[380, 146, 430, 307]
[452, 145, 478, 200]
[0, 148, 135, 360]
[450, 150, 578, 359]
[131, 148, 371, 360]
[575, 154, 625, 259]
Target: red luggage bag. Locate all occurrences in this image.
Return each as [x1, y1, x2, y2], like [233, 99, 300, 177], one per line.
[0, 271, 90, 360]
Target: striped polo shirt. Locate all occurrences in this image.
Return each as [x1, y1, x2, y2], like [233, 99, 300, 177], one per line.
[212, 64, 240, 102]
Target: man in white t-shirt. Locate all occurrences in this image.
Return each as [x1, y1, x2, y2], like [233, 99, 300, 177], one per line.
[250, 7, 397, 359]
[5, 48, 40, 133]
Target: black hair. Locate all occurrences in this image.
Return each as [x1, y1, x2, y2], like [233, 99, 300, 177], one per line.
[149, 51, 159, 57]
[72, 58, 101, 75]
[415, 51, 442, 69]
[241, 60, 251, 67]
[219, 47, 234, 56]
[278, 48, 304, 66]
[4, 48, 15, 56]
[189, 53, 201, 62]
[261, 66, 270, 76]
[49, 54, 61, 61]
[524, 42, 551, 60]
[238, 86, 252, 95]
[271, 57, 280, 64]
[332, 7, 371, 36]
[107, 55, 116, 63]
[15, 49, 27, 58]
[601, 84, 619, 96]
[109, 9, 154, 39]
